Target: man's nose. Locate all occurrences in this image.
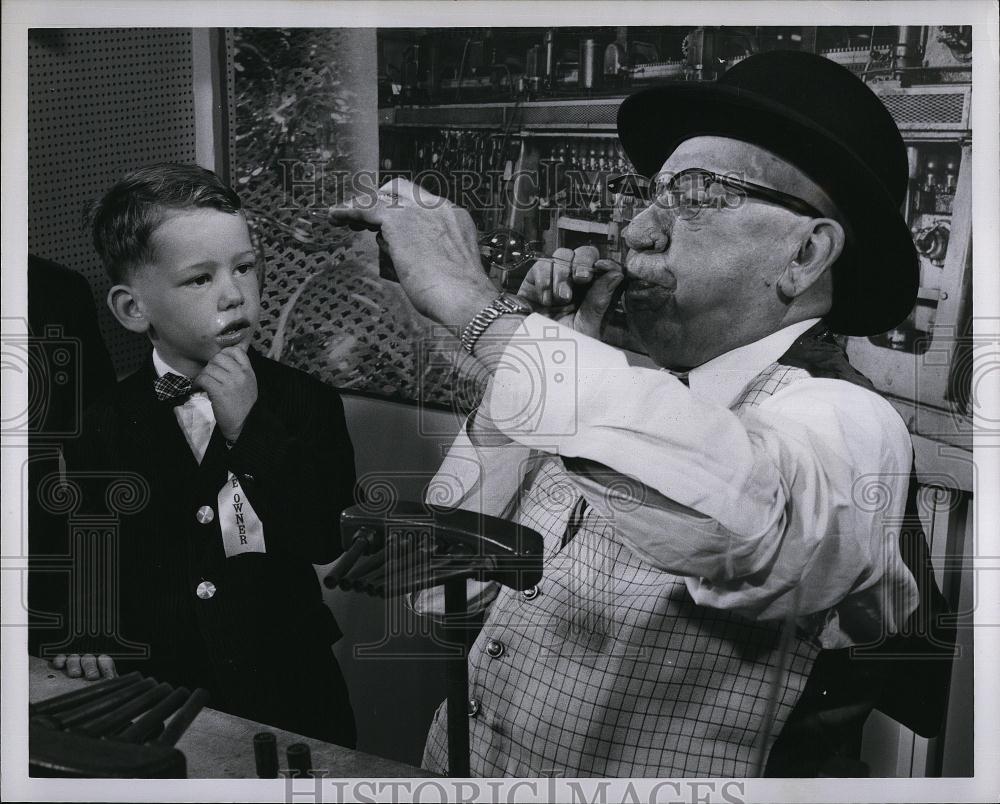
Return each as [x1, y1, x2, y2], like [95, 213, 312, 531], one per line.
[623, 205, 671, 253]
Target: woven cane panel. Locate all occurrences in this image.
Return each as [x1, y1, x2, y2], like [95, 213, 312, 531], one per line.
[229, 28, 463, 408]
[28, 28, 198, 378]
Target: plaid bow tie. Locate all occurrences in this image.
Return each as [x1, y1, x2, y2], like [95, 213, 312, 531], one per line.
[154, 372, 194, 403]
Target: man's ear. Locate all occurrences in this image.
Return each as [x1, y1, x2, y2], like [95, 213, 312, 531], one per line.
[777, 218, 845, 299]
[107, 284, 150, 334]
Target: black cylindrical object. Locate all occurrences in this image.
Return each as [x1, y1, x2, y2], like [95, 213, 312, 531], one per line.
[253, 732, 279, 779]
[287, 742, 313, 778]
[57, 678, 157, 729]
[155, 688, 210, 747]
[79, 682, 173, 738]
[117, 686, 190, 744]
[30, 671, 143, 716]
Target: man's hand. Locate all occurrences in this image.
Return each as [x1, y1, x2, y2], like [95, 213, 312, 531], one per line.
[52, 653, 117, 680]
[194, 347, 258, 443]
[329, 178, 498, 326]
[519, 246, 626, 340]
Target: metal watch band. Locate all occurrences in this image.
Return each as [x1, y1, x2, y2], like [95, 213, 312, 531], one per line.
[460, 295, 531, 355]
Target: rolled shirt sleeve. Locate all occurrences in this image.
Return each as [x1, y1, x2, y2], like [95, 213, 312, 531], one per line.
[480, 314, 919, 647]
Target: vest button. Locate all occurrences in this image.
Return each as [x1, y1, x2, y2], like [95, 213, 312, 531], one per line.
[467, 699, 480, 717]
[522, 585, 539, 600]
[485, 639, 505, 658]
[196, 505, 214, 524]
[196, 580, 217, 600]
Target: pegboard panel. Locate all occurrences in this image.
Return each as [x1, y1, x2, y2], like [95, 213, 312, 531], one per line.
[28, 28, 199, 378]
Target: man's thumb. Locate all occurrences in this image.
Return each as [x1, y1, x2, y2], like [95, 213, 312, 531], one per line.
[576, 267, 625, 338]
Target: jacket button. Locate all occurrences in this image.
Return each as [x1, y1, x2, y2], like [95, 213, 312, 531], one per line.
[196, 580, 217, 600]
[485, 639, 505, 658]
[196, 505, 215, 524]
[467, 699, 480, 717]
[522, 585, 539, 600]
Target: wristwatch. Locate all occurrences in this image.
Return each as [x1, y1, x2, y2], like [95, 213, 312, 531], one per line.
[460, 295, 533, 355]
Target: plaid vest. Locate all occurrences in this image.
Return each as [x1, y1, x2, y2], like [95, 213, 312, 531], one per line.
[422, 330, 866, 778]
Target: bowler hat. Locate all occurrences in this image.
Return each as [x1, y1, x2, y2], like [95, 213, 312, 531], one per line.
[617, 50, 918, 336]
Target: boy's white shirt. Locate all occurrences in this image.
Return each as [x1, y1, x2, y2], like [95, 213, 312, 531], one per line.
[152, 349, 215, 463]
[151, 348, 266, 557]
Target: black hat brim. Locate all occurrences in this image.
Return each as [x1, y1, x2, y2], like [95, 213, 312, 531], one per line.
[617, 82, 919, 336]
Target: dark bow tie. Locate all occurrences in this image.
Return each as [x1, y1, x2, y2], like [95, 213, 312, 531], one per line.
[154, 372, 194, 404]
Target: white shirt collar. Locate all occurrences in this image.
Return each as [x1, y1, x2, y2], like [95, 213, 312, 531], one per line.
[151, 348, 190, 380]
[685, 318, 822, 406]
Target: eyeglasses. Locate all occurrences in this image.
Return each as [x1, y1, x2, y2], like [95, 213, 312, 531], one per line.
[651, 168, 825, 221]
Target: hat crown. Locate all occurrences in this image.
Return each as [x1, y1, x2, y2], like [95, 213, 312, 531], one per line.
[719, 51, 908, 205]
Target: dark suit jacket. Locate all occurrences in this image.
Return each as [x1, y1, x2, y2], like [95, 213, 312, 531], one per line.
[57, 348, 358, 746]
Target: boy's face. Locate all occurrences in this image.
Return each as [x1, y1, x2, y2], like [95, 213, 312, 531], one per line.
[126, 208, 261, 377]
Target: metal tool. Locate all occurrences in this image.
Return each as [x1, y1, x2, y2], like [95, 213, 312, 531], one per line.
[325, 502, 544, 777]
[29, 672, 209, 777]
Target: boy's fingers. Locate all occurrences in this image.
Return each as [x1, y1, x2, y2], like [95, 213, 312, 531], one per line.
[208, 350, 242, 372]
[225, 348, 254, 371]
[65, 654, 83, 678]
[191, 372, 221, 393]
[198, 362, 232, 385]
[81, 654, 100, 680]
[97, 655, 117, 678]
[52, 654, 67, 669]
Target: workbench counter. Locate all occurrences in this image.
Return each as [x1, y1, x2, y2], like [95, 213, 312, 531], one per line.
[28, 656, 431, 779]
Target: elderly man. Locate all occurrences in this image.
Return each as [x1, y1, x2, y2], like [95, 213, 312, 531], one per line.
[333, 51, 944, 777]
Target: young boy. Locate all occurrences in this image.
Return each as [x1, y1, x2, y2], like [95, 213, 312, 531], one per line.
[54, 163, 357, 747]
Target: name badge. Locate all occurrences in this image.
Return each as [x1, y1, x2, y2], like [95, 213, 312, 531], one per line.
[218, 472, 266, 557]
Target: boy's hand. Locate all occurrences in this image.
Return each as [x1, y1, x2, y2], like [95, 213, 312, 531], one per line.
[52, 653, 117, 680]
[194, 347, 258, 443]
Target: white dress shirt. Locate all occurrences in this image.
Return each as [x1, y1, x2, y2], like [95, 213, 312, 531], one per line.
[421, 314, 919, 649]
[152, 350, 215, 463]
[152, 349, 266, 557]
